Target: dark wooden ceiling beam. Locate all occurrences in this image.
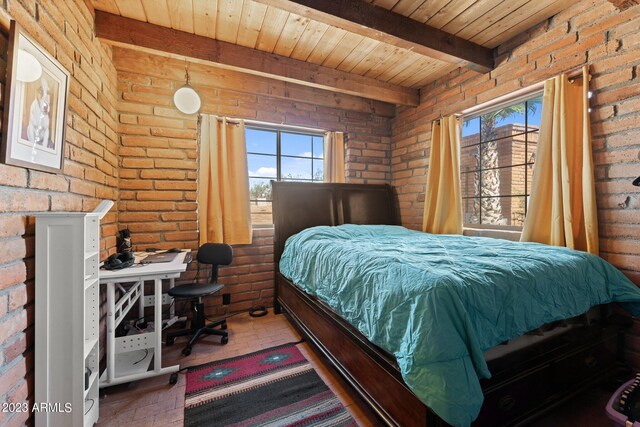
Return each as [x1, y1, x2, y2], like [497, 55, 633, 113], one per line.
[254, 0, 494, 73]
[95, 11, 419, 106]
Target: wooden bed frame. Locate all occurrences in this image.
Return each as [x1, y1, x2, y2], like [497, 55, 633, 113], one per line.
[271, 181, 628, 426]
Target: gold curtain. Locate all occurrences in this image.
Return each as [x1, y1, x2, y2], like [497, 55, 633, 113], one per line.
[198, 115, 253, 245]
[521, 66, 598, 254]
[422, 115, 463, 234]
[323, 131, 345, 183]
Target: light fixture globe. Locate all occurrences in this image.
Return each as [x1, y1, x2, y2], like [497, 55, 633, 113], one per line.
[173, 84, 201, 114]
[174, 62, 201, 114]
[16, 49, 42, 82]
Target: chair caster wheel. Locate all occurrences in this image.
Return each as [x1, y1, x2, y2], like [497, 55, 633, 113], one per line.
[221, 336, 228, 345]
[182, 346, 192, 356]
[169, 373, 178, 385]
[166, 337, 174, 346]
[220, 321, 227, 330]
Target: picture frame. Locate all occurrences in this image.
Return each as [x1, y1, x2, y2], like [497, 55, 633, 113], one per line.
[1, 21, 70, 174]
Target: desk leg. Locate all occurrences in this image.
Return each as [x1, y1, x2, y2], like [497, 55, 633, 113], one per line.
[169, 278, 175, 318]
[154, 278, 162, 372]
[106, 282, 116, 384]
[139, 279, 145, 321]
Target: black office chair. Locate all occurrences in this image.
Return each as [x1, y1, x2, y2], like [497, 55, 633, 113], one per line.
[165, 243, 231, 356]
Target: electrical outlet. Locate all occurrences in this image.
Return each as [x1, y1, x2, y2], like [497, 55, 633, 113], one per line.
[222, 293, 231, 305]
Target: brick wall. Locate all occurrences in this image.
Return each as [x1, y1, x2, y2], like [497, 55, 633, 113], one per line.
[114, 47, 393, 315]
[0, 1, 118, 425]
[391, 0, 640, 361]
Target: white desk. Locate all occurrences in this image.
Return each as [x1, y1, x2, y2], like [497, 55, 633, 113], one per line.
[99, 251, 189, 387]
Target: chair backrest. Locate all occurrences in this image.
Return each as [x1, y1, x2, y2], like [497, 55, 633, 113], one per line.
[196, 243, 233, 283]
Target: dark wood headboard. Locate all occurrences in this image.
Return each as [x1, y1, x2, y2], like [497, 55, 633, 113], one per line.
[271, 181, 398, 269]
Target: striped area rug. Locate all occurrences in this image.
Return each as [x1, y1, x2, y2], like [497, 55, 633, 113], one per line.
[184, 343, 357, 427]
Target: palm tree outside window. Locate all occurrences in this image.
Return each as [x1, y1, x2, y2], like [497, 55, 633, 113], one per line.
[461, 96, 542, 228]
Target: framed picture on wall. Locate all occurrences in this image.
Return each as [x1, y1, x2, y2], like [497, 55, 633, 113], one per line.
[1, 21, 70, 174]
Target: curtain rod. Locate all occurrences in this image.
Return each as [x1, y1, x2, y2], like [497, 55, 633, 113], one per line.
[203, 115, 327, 134]
[244, 119, 327, 134]
[460, 67, 587, 118]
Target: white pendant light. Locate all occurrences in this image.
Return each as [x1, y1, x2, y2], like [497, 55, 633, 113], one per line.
[173, 63, 201, 114]
[16, 49, 42, 82]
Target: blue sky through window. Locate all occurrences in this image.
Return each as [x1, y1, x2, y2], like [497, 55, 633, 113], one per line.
[462, 96, 543, 137]
[246, 128, 276, 154]
[246, 128, 324, 195]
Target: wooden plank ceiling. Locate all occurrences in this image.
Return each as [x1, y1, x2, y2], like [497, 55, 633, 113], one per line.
[92, 0, 579, 106]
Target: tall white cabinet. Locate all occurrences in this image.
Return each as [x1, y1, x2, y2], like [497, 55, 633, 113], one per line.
[35, 210, 105, 427]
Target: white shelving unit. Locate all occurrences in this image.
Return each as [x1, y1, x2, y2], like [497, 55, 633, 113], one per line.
[35, 203, 111, 427]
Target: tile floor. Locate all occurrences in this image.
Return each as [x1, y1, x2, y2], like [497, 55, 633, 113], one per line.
[97, 312, 615, 427]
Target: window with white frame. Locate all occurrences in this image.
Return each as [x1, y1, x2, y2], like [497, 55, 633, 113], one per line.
[246, 127, 324, 225]
[460, 94, 543, 228]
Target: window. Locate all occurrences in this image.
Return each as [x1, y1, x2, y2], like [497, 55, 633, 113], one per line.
[461, 95, 542, 228]
[246, 127, 324, 225]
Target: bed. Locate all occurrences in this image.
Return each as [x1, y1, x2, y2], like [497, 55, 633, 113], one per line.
[271, 181, 637, 426]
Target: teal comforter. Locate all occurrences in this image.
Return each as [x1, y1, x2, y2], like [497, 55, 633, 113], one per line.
[279, 225, 640, 426]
